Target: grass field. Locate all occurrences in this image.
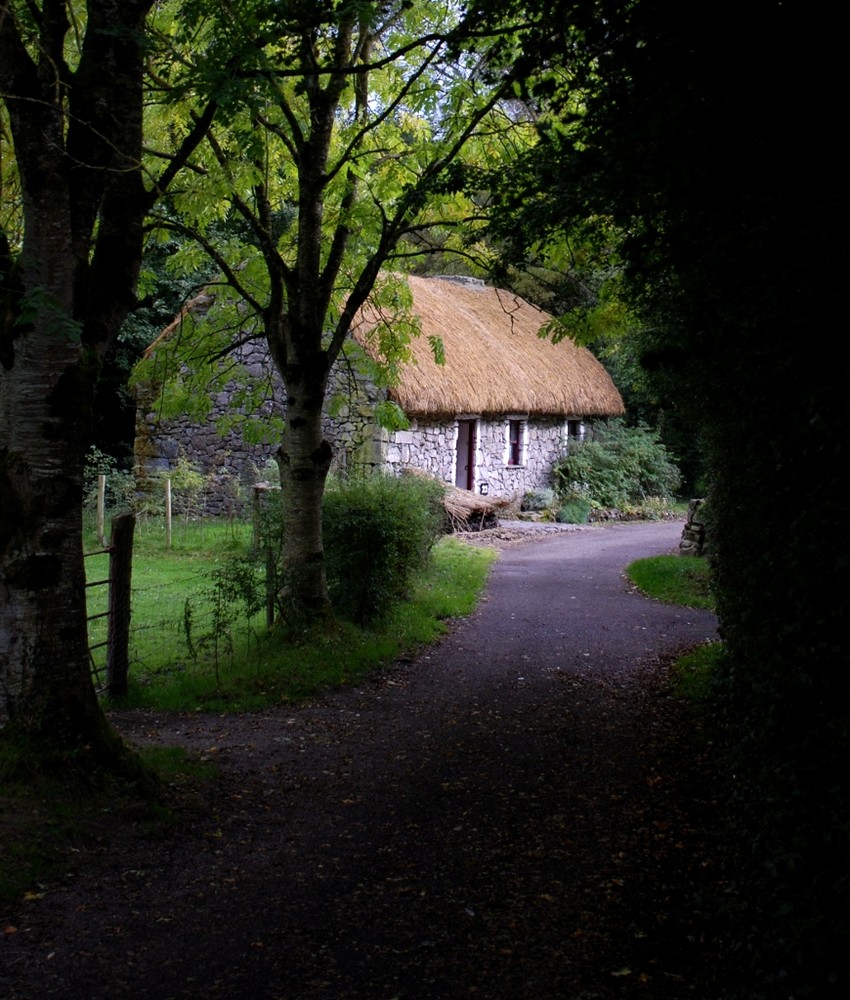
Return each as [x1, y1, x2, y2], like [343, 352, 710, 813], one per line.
[85, 518, 496, 712]
[624, 553, 715, 610]
[624, 551, 720, 700]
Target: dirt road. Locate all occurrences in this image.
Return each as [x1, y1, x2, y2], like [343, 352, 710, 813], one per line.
[2, 521, 723, 999]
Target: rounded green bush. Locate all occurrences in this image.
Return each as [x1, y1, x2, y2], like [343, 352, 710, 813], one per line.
[322, 472, 445, 625]
[556, 499, 591, 524]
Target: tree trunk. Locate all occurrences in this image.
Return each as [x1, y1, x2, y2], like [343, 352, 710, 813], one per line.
[0, 330, 108, 751]
[0, 125, 110, 745]
[276, 368, 334, 625]
[0, 0, 155, 762]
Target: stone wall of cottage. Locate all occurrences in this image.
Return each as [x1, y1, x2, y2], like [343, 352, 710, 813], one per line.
[382, 420, 456, 483]
[380, 415, 572, 502]
[135, 341, 582, 513]
[134, 341, 383, 515]
[475, 416, 570, 498]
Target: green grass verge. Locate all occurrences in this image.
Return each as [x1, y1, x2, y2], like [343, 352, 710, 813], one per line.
[86, 521, 496, 713]
[625, 553, 715, 610]
[84, 518, 257, 684]
[625, 551, 722, 705]
[669, 641, 725, 703]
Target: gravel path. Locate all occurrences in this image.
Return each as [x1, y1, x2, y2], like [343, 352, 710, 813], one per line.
[2, 521, 724, 1000]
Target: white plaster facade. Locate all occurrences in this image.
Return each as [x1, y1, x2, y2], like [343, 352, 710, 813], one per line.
[379, 415, 585, 498]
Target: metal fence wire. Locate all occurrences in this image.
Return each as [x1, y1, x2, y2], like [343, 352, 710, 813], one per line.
[84, 513, 135, 697]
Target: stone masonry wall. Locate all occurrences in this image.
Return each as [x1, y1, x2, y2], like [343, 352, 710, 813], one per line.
[381, 415, 575, 502]
[135, 341, 584, 514]
[679, 498, 709, 556]
[475, 416, 570, 497]
[134, 341, 383, 515]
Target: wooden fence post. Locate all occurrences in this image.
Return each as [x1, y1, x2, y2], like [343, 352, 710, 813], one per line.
[97, 474, 107, 547]
[106, 512, 135, 698]
[252, 482, 272, 553]
[253, 484, 278, 626]
[165, 477, 173, 549]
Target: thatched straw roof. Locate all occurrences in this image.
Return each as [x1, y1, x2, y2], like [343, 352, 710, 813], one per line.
[144, 276, 624, 421]
[354, 275, 624, 418]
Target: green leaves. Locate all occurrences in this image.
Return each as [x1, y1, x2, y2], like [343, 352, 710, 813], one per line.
[322, 470, 445, 625]
[427, 334, 445, 366]
[552, 420, 681, 509]
[14, 287, 82, 344]
[373, 399, 409, 431]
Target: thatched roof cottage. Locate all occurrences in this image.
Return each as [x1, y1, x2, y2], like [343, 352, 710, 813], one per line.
[134, 275, 624, 511]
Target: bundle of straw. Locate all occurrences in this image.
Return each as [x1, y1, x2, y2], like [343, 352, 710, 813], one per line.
[404, 467, 511, 531]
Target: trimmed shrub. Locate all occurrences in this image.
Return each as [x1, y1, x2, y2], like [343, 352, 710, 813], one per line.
[556, 498, 591, 524]
[322, 472, 446, 625]
[521, 488, 556, 512]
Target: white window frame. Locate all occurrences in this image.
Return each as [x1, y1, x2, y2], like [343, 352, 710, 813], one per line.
[564, 418, 586, 450]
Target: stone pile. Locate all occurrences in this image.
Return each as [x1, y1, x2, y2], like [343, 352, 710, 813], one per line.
[679, 498, 708, 556]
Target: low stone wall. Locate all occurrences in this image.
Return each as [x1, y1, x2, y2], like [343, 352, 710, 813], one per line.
[679, 498, 708, 556]
[134, 340, 382, 516]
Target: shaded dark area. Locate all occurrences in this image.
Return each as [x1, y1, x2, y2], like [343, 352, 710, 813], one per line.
[92, 240, 214, 471]
[486, 3, 848, 993]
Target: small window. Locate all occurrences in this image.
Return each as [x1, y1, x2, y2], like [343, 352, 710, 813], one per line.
[566, 419, 584, 448]
[507, 419, 524, 466]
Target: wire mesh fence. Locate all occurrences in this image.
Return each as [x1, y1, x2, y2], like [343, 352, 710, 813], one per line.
[84, 514, 266, 697]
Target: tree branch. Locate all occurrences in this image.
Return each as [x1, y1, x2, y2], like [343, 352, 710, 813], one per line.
[150, 215, 265, 317]
[145, 101, 219, 209]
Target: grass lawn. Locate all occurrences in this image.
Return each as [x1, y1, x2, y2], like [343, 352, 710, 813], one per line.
[625, 551, 721, 702]
[85, 519, 497, 713]
[624, 553, 715, 610]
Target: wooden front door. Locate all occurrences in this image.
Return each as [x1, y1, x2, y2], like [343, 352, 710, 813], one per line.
[455, 419, 476, 490]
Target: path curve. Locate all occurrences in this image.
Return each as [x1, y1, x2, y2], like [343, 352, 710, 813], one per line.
[2, 521, 721, 1000]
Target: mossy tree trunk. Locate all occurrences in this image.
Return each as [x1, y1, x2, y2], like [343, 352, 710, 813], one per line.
[274, 353, 334, 624]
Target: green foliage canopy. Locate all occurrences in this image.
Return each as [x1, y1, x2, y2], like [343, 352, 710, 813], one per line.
[134, 0, 550, 619]
[323, 472, 446, 625]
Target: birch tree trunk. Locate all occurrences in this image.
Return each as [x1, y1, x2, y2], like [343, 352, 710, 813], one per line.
[0, 316, 107, 745]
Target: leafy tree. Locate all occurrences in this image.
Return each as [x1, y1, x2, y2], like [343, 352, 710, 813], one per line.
[141, 0, 544, 624]
[0, 1, 218, 757]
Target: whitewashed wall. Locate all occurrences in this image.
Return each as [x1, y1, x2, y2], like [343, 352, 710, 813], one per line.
[381, 415, 580, 501]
